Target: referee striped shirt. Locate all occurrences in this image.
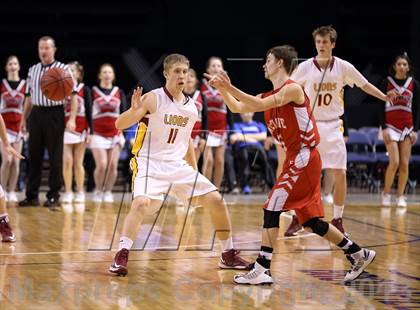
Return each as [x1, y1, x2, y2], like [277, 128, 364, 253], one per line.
[25, 60, 73, 107]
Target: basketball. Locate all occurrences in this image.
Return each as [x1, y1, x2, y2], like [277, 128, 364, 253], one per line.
[40, 67, 74, 101]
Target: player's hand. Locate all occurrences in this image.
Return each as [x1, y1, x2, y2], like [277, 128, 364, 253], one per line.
[5, 144, 24, 159]
[264, 137, 274, 150]
[204, 71, 231, 90]
[382, 128, 391, 144]
[203, 73, 219, 88]
[386, 90, 397, 102]
[131, 87, 144, 110]
[409, 131, 418, 145]
[66, 118, 76, 132]
[217, 71, 232, 88]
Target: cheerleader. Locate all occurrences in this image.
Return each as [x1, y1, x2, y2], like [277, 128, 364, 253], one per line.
[90, 64, 127, 203]
[380, 53, 420, 207]
[184, 68, 207, 162]
[0, 56, 25, 202]
[62, 61, 92, 203]
[0, 69, 25, 242]
[201, 57, 233, 188]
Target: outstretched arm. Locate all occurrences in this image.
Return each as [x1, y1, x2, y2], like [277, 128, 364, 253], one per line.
[361, 83, 388, 102]
[204, 71, 304, 112]
[115, 87, 157, 130]
[344, 62, 392, 102]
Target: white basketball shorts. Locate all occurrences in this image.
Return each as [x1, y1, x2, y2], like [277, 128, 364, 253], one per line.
[130, 157, 217, 204]
[316, 119, 347, 170]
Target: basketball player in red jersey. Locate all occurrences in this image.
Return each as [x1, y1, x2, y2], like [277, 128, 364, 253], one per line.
[206, 45, 376, 284]
[90, 64, 127, 203]
[380, 54, 420, 207]
[62, 61, 92, 204]
[0, 56, 25, 203]
[201, 57, 233, 188]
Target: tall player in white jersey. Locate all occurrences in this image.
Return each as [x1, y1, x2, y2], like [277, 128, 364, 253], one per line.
[109, 54, 250, 276]
[291, 26, 390, 235]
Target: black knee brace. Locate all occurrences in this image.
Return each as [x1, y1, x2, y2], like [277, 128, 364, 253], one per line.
[263, 209, 280, 229]
[302, 218, 329, 236]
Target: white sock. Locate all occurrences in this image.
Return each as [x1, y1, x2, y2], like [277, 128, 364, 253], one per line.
[259, 250, 273, 260]
[220, 237, 233, 252]
[118, 236, 133, 250]
[333, 205, 344, 219]
[339, 237, 353, 250]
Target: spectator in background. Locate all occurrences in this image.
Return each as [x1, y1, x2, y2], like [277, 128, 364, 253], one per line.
[231, 112, 274, 194]
[0, 56, 25, 203]
[184, 68, 207, 163]
[380, 53, 420, 207]
[201, 57, 233, 189]
[264, 136, 285, 179]
[62, 61, 92, 204]
[125, 123, 138, 147]
[90, 64, 127, 203]
[223, 142, 240, 194]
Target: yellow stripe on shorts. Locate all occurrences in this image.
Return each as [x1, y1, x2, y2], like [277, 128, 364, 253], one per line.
[130, 157, 138, 192]
[131, 118, 148, 157]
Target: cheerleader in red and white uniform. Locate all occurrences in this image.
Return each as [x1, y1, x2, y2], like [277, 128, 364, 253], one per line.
[184, 68, 207, 162]
[0, 56, 26, 202]
[62, 61, 92, 204]
[380, 54, 420, 207]
[201, 57, 233, 188]
[0, 55, 25, 242]
[90, 64, 127, 203]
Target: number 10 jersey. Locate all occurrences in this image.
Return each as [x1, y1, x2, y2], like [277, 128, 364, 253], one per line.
[291, 56, 368, 121]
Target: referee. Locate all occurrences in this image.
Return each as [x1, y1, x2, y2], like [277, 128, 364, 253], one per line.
[19, 36, 77, 208]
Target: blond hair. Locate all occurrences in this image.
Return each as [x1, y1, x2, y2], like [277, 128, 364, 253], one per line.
[163, 53, 189, 72]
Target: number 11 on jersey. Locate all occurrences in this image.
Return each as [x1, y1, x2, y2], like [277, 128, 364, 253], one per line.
[167, 128, 179, 144]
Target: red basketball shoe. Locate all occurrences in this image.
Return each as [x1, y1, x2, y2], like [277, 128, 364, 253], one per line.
[109, 249, 129, 276]
[0, 217, 16, 242]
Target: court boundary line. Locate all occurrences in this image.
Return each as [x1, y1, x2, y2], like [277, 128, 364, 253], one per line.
[1, 238, 419, 267]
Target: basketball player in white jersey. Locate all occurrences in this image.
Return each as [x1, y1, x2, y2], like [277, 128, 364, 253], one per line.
[109, 54, 250, 276]
[291, 25, 391, 235]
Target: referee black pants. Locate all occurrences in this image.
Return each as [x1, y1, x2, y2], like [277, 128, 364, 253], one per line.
[26, 106, 64, 200]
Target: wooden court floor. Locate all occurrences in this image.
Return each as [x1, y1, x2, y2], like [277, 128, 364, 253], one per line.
[0, 193, 419, 309]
